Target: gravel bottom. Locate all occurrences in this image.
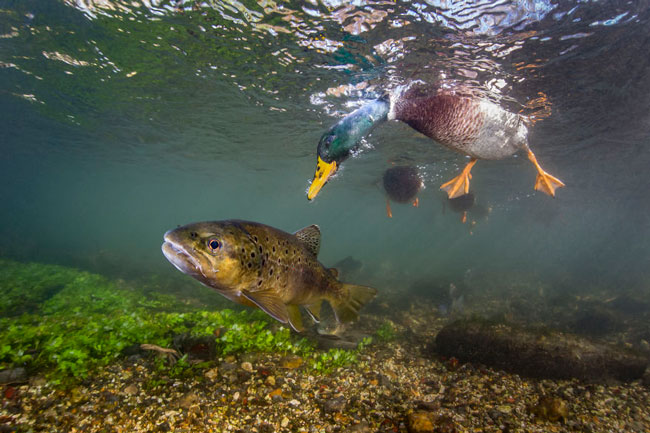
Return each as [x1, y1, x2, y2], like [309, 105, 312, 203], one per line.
[2, 332, 649, 433]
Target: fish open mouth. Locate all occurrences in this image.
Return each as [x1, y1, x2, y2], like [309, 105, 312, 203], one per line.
[161, 234, 201, 277]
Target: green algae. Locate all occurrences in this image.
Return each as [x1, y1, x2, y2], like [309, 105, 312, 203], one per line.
[0, 260, 362, 385]
[374, 320, 396, 342]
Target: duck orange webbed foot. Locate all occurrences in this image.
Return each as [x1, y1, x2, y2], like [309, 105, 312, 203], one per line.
[386, 199, 393, 218]
[440, 158, 477, 199]
[527, 149, 565, 197]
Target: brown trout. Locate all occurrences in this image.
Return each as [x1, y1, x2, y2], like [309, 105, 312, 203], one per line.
[161, 220, 377, 332]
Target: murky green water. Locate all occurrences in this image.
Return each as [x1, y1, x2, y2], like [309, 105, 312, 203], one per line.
[1, 0, 650, 363]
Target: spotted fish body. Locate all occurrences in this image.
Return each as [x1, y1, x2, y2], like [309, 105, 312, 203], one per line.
[162, 220, 376, 332]
[390, 85, 529, 160]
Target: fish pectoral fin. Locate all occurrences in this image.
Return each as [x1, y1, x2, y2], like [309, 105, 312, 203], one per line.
[331, 284, 377, 323]
[328, 267, 340, 279]
[305, 300, 323, 323]
[287, 305, 305, 333]
[294, 225, 321, 257]
[241, 289, 289, 324]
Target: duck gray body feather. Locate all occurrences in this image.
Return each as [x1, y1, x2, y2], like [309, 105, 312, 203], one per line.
[389, 85, 528, 160]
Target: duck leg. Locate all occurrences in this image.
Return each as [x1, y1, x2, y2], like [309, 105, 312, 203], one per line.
[386, 199, 393, 218]
[440, 158, 477, 199]
[412, 197, 419, 207]
[526, 149, 565, 197]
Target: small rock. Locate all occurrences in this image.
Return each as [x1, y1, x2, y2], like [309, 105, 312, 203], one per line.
[0, 368, 27, 385]
[157, 422, 172, 432]
[379, 373, 393, 389]
[288, 399, 300, 407]
[349, 421, 371, 433]
[233, 391, 240, 401]
[204, 367, 219, 381]
[241, 361, 254, 373]
[407, 411, 435, 433]
[260, 423, 274, 433]
[281, 356, 303, 369]
[123, 384, 138, 395]
[4, 386, 17, 400]
[220, 361, 237, 371]
[265, 375, 276, 386]
[530, 396, 569, 422]
[101, 391, 119, 403]
[407, 411, 457, 433]
[281, 416, 290, 428]
[178, 391, 199, 409]
[322, 396, 347, 414]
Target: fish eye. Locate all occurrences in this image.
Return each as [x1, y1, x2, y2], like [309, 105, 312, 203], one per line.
[207, 238, 221, 252]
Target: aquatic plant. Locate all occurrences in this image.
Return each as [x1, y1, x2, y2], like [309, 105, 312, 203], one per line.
[310, 348, 358, 374]
[0, 260, 362, 385]
[308, 337, 372, 374]
[375, 320, 396, 342]
[0, 259, 84, 316]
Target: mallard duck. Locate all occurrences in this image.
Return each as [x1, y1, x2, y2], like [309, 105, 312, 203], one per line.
[308, 84, 564, 200]
[382, 165, 423, 218]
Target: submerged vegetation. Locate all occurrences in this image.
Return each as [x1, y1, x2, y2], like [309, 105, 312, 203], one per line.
[0, 259, 365, 385]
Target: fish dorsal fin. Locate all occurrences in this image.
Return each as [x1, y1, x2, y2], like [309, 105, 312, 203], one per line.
[287, 305, 305, 333]
[241, 289, 289, 324]
[294, 224, 321, 257]
[328, 268, 340, 279]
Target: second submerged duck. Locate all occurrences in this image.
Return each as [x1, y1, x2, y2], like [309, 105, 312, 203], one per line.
[308, 84, 564, 200]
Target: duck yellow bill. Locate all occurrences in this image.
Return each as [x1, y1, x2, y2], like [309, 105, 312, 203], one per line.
[307, 156, 337, 200]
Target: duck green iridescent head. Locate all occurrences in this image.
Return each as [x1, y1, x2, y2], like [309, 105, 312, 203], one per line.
[308, 98, 390, 200]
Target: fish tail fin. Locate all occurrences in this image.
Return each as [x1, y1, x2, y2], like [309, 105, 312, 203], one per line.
[330, 284, 377, 323]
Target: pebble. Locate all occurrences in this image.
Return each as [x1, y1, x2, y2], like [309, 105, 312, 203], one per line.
[204, 367, 219, 381]
[241, 362, 254, 373]
[407, 410, 435, 433]
[349, 421, 371, 432]
[123, 384, 138, 395]
[281, 416, 289, 428]
[322, 396, 347, 414]
[177, 392, 198, 409]
[0, 368, 27, 385]
[281, 356, 303, 369]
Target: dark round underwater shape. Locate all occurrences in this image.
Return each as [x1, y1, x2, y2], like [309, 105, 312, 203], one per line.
[382, 166, 422, 203]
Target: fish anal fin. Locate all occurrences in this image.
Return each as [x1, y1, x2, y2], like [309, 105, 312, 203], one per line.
[305, 300, 322, 323]
[241, 289, 289, 324]
[328, 268, 340, 279]
[287, 305, 305, 333]
[331, 284, 377, 323]
[294, 225, 321, 257]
